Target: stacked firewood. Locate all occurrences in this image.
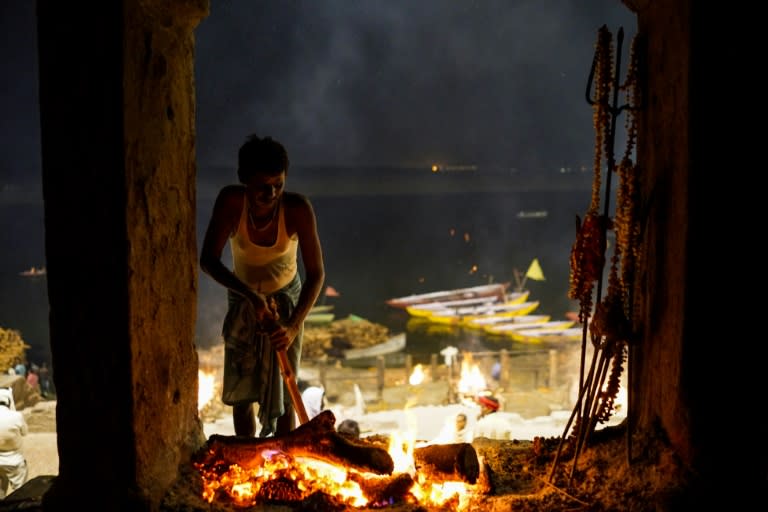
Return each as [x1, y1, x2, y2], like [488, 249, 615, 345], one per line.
[0, 327, 30, 371]
[302, 315, 391, 360]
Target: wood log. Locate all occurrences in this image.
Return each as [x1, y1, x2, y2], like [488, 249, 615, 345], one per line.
[196, 410, 394, 475]
[413, 442, 480, 484]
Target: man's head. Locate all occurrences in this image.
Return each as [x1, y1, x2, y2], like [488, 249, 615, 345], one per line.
[476, 394, 500, 417]
[337, 419, 360, 439]
[237, 135, 289, 183]
[455, 413, 468, 431]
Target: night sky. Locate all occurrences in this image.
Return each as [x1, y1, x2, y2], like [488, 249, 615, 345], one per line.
[0, 1, 636, 189]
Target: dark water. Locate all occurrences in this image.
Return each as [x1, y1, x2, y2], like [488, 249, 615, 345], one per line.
[0, 184, 591, 367]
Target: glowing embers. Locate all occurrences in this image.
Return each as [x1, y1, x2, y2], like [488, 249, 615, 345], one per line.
[193, 410, 489, 510]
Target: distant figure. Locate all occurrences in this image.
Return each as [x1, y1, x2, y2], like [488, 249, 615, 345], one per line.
[25, 370, 39, 393]
[13, 363, 25, 378]
[491, 360, 501, 382]
[336, 419, 361, 439]
[431, 412, 472, 444]
[38, 363, 51, 398]
[0, 389, 28, 498]
[475, 394, 500, 419]
[301, 386, 325, 420]
[473, 393, 513, 440]
[199, 134, 325, 437]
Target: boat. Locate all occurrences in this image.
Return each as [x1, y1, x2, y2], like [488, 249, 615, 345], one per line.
[19, 266, 46, 277]
[304, 313, 335, 325]
[385, 282, 511, 309]
[343, 332, 406, 360]
[464, 313, 550, 329]
[310, 304, 334, 314]
[508, 326, 584, 344]
[427, 301, 541, 325]
[405, 290, 530, 318]
[485, 320, 575, 336]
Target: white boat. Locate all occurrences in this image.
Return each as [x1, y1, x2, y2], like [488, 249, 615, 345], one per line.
[485, 320, 575, 336]
[427, 301, 540, 325]
[405, 290, 529, 318]
[343, 333, 406, 360]
[464, 313, 550, 329]
[386, 282, 510, 309]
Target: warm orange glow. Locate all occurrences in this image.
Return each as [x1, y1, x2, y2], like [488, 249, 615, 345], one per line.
[195, 427, 483, 509]
[198, 369, 216, 411]
[408, 364, 425, 386]
[457, 356, 487, 396]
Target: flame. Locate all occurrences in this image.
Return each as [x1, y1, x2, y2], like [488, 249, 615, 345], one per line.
[198, 369, 216, 412]
[195, 428, 482, 509]
[456, 357, 487, 396]
[408, 364, 425, 386]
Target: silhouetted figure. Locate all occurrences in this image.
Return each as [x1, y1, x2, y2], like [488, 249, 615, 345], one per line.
[200, 135, 325, 437]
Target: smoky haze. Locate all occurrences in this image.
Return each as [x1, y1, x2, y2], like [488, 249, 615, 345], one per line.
[194, 0, 636, 174]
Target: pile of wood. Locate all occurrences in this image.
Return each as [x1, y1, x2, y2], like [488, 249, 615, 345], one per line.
[302, 315, 391, 360]
[193, 410, 486, 508]
[0, 327, 30, 371]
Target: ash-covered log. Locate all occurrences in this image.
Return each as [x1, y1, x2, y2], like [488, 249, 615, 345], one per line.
[414, 442, 480, 484]
[196, 410, 394, 475]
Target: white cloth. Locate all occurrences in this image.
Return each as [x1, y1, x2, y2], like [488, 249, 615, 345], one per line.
[0, 404, 28, 498]
[430, 415, 472, 445]
[301, 386, 325, 419]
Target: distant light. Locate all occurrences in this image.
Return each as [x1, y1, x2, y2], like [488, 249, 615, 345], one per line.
[431, 164, 440, 173]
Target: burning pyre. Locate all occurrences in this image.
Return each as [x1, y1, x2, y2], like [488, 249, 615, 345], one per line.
[193, 410, 490, 510]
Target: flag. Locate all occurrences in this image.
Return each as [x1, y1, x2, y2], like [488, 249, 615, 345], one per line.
[525, 258, 546, 281]
[325, 285, 340, 297]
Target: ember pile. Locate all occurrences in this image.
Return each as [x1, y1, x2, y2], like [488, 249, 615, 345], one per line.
[191, 410, 490, 510]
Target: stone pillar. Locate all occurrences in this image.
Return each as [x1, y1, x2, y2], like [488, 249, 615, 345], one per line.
[36, 1, 209, 509]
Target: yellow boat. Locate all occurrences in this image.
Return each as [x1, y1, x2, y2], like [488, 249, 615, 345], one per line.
[405, 290, 529, 318]
[508, 326, 584, 344]
[485, 320, 575, 337]
[427, 300, 540, 325]
[465, 313, 550, 330]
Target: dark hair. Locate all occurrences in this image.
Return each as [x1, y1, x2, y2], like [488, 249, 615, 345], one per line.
[237, 134, 289, 184]
[337, 419, 360, 438]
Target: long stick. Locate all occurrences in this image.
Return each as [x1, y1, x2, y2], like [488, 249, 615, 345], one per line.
[277, 349, 310, 425]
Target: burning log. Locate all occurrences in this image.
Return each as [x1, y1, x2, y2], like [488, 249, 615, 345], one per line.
[196, 410, 394, 475]
[414, 442, 480, 484]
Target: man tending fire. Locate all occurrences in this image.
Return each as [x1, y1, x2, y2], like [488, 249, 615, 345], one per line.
[200, 134, 325, 438]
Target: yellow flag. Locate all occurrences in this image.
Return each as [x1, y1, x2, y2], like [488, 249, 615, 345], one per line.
[525, 258, 546, 281]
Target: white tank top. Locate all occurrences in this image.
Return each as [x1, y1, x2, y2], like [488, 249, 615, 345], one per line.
[230, 197, 299, 294]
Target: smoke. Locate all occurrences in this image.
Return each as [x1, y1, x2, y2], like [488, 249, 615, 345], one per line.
[194, 0, 636, 171]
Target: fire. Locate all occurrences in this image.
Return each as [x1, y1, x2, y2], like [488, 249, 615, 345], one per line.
[408, 364, 425, 386]
[456, 357, 487, 396]
[198, 369, 216, 411]
[195, 427, 484, 510]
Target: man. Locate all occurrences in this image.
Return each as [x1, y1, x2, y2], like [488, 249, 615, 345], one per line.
[0, 389, 28, 498]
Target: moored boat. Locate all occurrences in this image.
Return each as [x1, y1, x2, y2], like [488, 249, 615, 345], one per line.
[485, 320, 575, 336]
[405, 290, 529, 318]
[343, 332, 406, 360]
[427, 300, 540, 325]
[464, 313, 550, 329]
[310, 304, 334, 314]
[304, 312, 335, 325]
[509, 326, 583, 344]
[385, 282, 510, 309]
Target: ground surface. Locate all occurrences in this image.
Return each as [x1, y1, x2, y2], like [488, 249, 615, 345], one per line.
[7, 338, 691, 511]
